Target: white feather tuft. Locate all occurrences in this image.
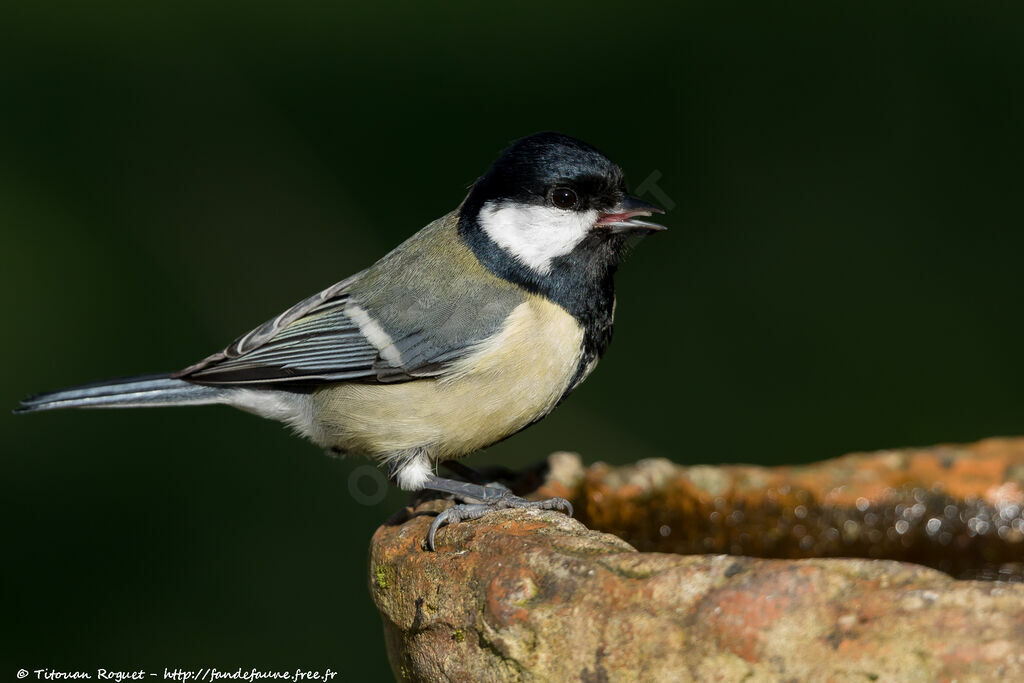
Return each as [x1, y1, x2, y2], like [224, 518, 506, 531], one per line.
[226, 389, 317, 440]
[392, 451, 432, 491]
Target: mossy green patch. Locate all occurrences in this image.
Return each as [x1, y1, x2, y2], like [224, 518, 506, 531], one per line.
[375, 564, 393, 590]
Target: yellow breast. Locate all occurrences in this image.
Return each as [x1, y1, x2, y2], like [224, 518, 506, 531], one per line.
[310, 295, 585, 459]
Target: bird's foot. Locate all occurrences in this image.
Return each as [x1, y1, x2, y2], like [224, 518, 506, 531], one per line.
[426, 490, 573, 551]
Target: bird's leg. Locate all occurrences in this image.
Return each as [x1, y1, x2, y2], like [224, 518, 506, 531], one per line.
[440, 460, 507, 488]
[441, 459, 518, 486]
[420, 473, 573, 551]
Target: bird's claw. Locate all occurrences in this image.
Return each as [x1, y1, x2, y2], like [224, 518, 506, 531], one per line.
[426, 494, 573, 551]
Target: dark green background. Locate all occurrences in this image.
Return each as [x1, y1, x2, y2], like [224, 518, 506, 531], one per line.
[3, 1, 1022, 679]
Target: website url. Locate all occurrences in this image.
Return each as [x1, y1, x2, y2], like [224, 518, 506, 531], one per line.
[18, 669, 338, 683]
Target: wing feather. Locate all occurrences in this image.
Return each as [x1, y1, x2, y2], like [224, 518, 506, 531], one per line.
[175, 211, 526, 387]
[181, 304, 382, 384]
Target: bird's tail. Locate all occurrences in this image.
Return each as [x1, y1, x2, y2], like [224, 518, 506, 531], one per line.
[14, 373, 226, 414]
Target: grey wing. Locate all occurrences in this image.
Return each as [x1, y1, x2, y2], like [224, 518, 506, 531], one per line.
[178, 299, 384, 384]
[174, 273, 387, 385]
[174, 273, 500, 386]
[175, 210, 524, 387]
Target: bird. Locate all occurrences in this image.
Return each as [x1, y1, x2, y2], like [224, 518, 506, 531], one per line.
[15, 131, 666, 550]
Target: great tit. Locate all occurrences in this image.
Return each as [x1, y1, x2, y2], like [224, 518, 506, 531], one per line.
[16, 131, 666, 550]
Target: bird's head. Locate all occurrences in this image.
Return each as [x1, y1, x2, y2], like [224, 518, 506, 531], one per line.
[460, 132, 666, 277]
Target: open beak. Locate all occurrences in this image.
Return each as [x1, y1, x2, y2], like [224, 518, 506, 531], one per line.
[594, 195, 667, 234]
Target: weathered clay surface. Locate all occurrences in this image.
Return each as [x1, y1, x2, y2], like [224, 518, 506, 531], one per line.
[372, 503, 1024, 681]
[371, 439, 1024, 680]
[541, 438, 1024, 581]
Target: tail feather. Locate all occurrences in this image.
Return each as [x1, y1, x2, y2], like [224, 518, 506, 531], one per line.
[14, 373, 226, 414]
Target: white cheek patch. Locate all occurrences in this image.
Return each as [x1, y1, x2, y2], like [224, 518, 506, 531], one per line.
[479, 201, 597, 274]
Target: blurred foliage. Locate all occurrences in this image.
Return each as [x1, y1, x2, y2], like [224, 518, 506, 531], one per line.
[2, 1, 1023, 679]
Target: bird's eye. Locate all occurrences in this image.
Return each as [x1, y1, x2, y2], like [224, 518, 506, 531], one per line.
[550, 187, 578, 210]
